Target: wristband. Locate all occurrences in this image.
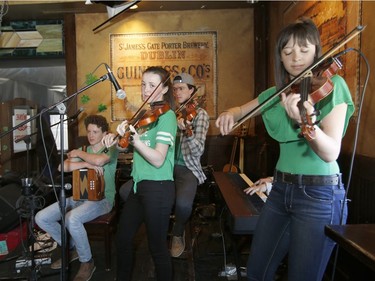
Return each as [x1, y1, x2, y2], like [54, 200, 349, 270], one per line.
[265, 182, 272, 196]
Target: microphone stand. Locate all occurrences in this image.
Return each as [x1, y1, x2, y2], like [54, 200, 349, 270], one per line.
[20, 136, 38, 281]
[0, 74, 111, 281]
[56, 102, 68, 281]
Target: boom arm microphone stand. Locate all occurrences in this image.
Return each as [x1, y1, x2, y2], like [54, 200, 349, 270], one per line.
[16, 135, 38, 280]
[0, 73, 112, 281]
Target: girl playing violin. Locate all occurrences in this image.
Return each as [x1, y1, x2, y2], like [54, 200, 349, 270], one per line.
[216, 18, 354, 281]
[103, 66, 177, 281]
[170, 73, 209, 258]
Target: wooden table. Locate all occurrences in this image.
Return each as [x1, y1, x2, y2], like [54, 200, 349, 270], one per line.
[325, 224, 375, 272]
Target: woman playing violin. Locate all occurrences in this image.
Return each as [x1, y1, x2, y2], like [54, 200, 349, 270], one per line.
[170, 73, 209, 258]
[103, 66, 177, 281]
[216, 18, 354, 281]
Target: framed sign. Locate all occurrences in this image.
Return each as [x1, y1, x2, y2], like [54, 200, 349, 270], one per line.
[12, 107, 37, 153]
[110, 31, 217, 121]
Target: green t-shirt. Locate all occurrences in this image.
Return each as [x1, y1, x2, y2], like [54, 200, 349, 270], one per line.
[175, 135, 185, 166]
[131, 109, 177, 191]
[259, 75, 354, 175]
[85, 145, 118, 205]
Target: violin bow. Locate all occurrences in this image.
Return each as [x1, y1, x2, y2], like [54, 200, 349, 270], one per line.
[230, 24, 366, 133]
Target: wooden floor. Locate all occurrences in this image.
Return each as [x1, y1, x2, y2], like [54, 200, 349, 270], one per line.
[0, 197, 250, 281]
[2, 180, 375, 281]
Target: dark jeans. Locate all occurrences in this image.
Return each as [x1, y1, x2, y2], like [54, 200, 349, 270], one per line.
[116, 180, 175, 281]
[173, 165, 198, 236]
[247, 180, 347, 281]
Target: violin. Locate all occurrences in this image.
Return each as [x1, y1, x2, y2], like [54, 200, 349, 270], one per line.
[174, 87, 200, 136]
[289, 58, 343, 141]
[176, 103, 197, 137]
[118, 102, 170, 148]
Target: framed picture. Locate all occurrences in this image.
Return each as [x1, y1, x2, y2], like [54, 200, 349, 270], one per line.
[110, 31, 217, 120]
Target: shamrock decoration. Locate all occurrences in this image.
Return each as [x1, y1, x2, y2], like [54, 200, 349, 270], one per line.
[80, 95, 90, 104]
[98, 104, 107, 112]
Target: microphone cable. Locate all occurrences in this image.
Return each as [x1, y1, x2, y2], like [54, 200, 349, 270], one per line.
[330, 48, 370, 281]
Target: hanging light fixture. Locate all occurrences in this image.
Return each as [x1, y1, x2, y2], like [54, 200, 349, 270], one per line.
[91, 0, 140, 32]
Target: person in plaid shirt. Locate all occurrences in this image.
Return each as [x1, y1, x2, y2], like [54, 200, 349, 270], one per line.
[170, 73, 209, 257]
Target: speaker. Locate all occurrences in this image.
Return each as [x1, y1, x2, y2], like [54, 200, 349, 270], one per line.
[0, 183, 22, 233]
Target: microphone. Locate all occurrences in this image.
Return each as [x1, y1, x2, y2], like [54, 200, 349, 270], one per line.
[15, 135, 32, 143]
[42, 183, 72, 190]
[316, 48, 353, 70]
[332, 48, 353, 59]
[104, 63, 126, 99]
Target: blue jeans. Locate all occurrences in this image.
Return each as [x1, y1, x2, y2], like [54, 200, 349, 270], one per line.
[173, 165, 198, 236]
[35, 196, 112, 262]
[116, 180, 175, 281]
[246, 179, 347, 281]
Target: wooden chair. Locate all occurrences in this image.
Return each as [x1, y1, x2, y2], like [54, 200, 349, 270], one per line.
[84, 205, 118, 271]
[84, 170, 121, 271]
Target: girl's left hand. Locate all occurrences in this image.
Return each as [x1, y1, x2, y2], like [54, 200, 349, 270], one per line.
[281, 92, 316, 124]
[128, 125, 140, 144]
[244, 177, 273, 196]
[117, 120, 129, 137]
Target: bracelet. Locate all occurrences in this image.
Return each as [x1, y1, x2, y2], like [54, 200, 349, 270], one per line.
[265, 182, 272, 196]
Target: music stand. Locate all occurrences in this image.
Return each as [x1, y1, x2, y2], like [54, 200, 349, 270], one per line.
[0, 73, 111, 281]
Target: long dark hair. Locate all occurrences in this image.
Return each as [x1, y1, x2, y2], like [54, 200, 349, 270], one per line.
[274, 17, 322, 90]
[143, 66, 176, 110]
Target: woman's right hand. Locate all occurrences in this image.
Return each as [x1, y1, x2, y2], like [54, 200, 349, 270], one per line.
[215, 111, 235, 136]
[102, 133, 118, 148]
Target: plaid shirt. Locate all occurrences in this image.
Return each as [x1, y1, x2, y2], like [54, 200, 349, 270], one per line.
[177, 107, 210, 184]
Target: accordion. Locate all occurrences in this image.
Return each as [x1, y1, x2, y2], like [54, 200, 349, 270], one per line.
[72, 168, 104, 201]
